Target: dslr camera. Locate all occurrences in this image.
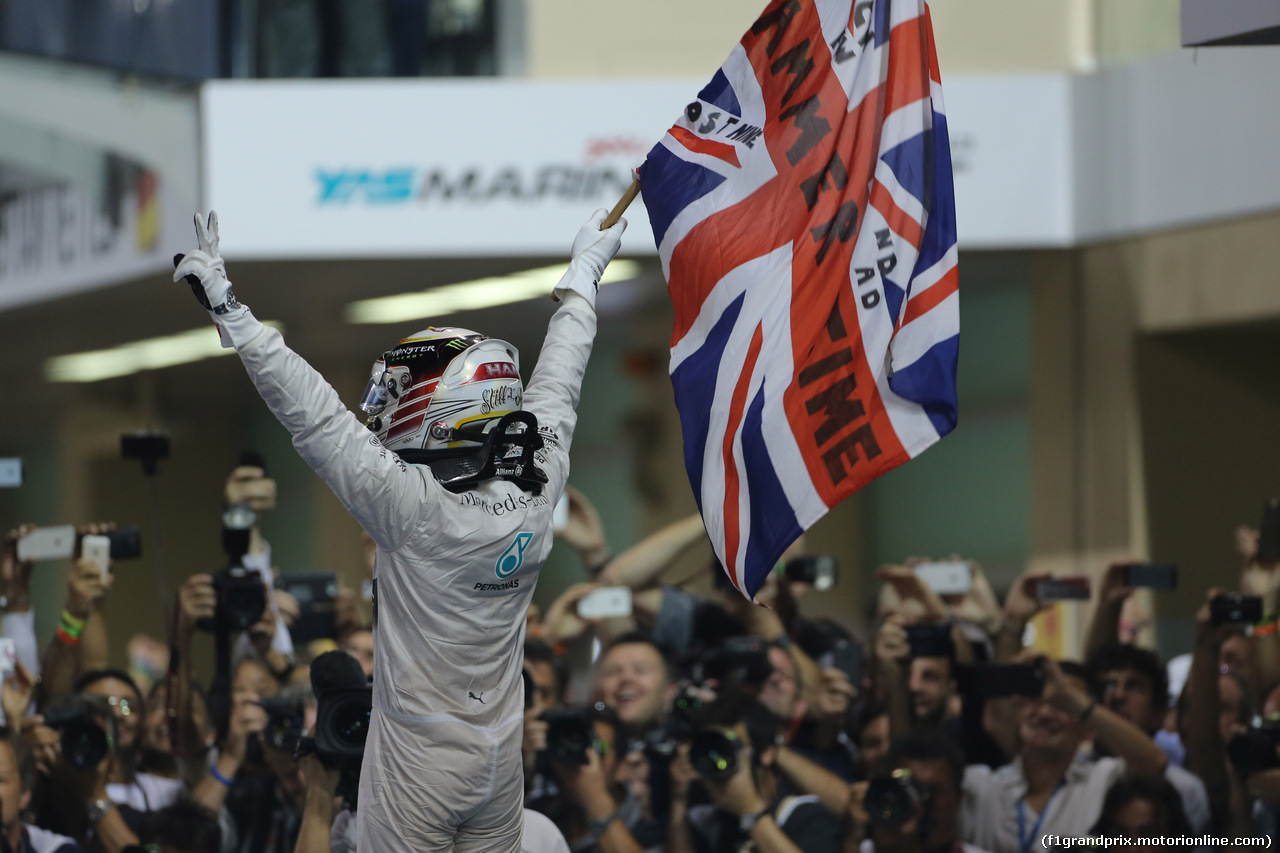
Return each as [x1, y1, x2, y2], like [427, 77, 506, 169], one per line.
[310, 655, 372, 771]
[688, 728, 743, 782]
[197, 503, 268, 633]
[540, 704, 609, 766]
[694, 636, 772, 688]
[1228, 718, 1280, 776]
[291, 652, 371, 810]
[44, 696, 117, 770]
[864, 767, 932, 829]
[250, 688, 310, 763]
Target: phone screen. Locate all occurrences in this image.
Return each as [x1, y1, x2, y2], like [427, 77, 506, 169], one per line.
[1036, 577, 1091, 601]
[1125, 563, 1177, 590]
[914, 561, 970, 595]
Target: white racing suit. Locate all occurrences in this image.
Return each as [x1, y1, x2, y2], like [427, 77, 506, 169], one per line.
[226, 294, 596, 851]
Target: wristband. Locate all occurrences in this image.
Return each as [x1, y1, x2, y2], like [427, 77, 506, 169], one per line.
[55, 626, 81, 646]
[61, 609, 85, 634]
[1255, 621, 1280, 638]
[210, 763, 233, 787]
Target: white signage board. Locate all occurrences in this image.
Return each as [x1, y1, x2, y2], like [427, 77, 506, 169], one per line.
[0, 169, 195, 311]
[202, 75, 1075, 258]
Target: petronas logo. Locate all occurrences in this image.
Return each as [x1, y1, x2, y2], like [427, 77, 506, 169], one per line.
[495, 532, 532, 578]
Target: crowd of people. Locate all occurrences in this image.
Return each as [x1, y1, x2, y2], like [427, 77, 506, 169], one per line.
[2, 467, 1278, 853]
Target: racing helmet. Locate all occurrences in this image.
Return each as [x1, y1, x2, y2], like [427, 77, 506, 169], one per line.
[359, 327, 523, 455]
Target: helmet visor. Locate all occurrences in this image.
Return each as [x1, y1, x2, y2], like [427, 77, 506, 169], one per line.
[359, 359, 392, 416]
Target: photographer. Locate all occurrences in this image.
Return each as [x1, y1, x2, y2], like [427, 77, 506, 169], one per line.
[39, 552, 114, 709]
[0, 725, 85, 852]
[221, 464, 296, 679]
[594, 635, 677, 743]
[774, 626, 859, 781]
[203, 657, 304, 853]
[536, 705, 647, 852]
[669, 692, 841, 853]
[24, 692, 144, 851]
[1085, 642, 1209, 831]
[73, 670, 184, 828]
[1182, 587, 1251, 835]
[846, 729, 991, 853]
[960, 657, 1167, 853]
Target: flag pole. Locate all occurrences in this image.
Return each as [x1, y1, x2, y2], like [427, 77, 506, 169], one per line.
[600, 176, 641, 230]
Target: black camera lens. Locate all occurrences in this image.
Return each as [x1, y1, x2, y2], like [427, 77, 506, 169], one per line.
[689, 730, 741, 781]
[60, 720, 110, 769]
[542, 707, 597, 766]
[331, 700, 370, 748]
[1228, 724, 1280, 776]
[864, 769, 928, 827]
[261, 709, 304, 754]
[223, 571, 268, 632]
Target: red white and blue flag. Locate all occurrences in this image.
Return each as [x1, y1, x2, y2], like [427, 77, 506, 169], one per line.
[638, 0, 959, 600]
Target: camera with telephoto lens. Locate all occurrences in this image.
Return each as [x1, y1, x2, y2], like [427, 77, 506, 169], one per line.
[864, 768, 932, 828]
[289, 652, 370, 812]
[1228, 717, 1280, 776]
[310, 656, 372, 772]
[689, 728, 743, 782]
[43, 696, 117, 770]
[197, 503, 267, 632]
[540, 703, 608, 766]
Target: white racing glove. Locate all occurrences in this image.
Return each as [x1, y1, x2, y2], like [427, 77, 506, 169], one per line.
[173, 211, 256, 348]
[552, 208, 627, 310]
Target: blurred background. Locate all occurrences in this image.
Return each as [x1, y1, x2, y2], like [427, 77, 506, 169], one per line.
[0, 0, 1278, 669]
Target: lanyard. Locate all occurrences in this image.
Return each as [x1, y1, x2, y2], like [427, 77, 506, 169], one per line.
[1016, 782, 1064, 853]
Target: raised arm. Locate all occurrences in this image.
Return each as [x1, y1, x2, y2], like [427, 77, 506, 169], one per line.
[996, 571, 1050, 662]
[775, 745, 853, 815]
[522, 209, 627, 501]
[38, 558, 111, 706]
[1184, 588, 1232, 830]
[598, 513, 707, 591]
[871, 615, 912, 742]
[173, 212, 435, 551]
[1084, 562, 1133, 660]
[1040, 656, 1167, 777]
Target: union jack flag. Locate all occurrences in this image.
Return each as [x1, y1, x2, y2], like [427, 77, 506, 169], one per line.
[638, 0, 959, 600]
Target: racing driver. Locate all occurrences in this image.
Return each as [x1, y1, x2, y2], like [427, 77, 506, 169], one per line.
[172, 207, 626, 851]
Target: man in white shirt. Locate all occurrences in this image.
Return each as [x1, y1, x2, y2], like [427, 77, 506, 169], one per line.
[961, 658, 1169, 853]
[1086, 642, 1210, 831]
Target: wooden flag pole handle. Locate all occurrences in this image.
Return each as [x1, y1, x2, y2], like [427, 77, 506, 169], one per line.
[600, 178, 641, 230]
